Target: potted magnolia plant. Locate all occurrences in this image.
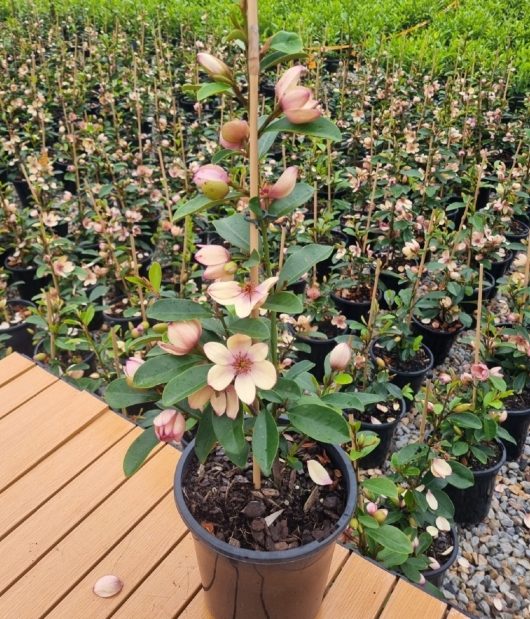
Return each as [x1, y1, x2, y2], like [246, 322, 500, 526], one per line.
[106, 8, 357, 619]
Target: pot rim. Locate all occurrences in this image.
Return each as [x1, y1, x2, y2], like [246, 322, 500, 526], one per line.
[174, 439, 357, 564]
[467, 439, 507, 477]
[504, 406, 530, 417]
[331, 287, 381, 306]
[422, 526, 459, 577]
[0, 299, 35, 333]
[351, 395, 406, 430]
[370, 339, 434, 378]
[411, 314, 464, 337]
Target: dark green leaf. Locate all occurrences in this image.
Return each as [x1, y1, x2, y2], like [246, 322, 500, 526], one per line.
[368, 524, 413, 555]
[262, 291, 303, 313]
[278, 244, 332, 286]
[269, 31, 303, 54]
[105, 378, 159, 409]
[228, 317, 270, 340]
[195, 408, 217, 463]
[147, 299, 212, 321]
[264, 117, 342, 142]
[363, 477, 399, 501]
[212, 412, 248, 468]
[214, 213, 251, 252]
[162, 364, 212, 406]
[252, 409, 279, 476]
[123, 428, 159, 477]
[288, 403, 350, 444]
[268, 182, 314, 218]
[133, 354, 202, 388]
[197, 82, 233, 101]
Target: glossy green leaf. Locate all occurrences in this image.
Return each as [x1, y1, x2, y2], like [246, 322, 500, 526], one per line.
[123, 427, 160, 477]
[212, 412, 248, 468]
[264, 117, 342, 142]
[368, 524, 413, 555]
[268, 182, 314, 218]
[195, 408, 217, 464]
[105, 378, 159, 409]
[228, 317, 270, 340]
[262, 291, 303, 313]
[133, 354, 203, 388]
[214, 213, 251, 252]
[197, 82, 233, 101]
[162, 364, 212, 406]
[269, 31, 303, 54]
[147, 299, 212, 321]
[252, 409, 279, 476]
[148, 262, 162, 292]
[363, 477, 399, 501]
[288, 403, 350, 444]
[278, 244, 332, 286]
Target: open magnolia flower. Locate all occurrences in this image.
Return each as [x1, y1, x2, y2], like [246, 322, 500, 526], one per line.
[204, 334, 277, 404]
[207, 276, 278, 318]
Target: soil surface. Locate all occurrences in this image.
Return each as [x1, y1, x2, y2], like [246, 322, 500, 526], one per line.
[415, 315, 463, 333]
[427, 529, 454, 566]
[182, 440, 346, 551]
[334, 285, 373, 303]
[373, 344, 431, 373]
[357, 398, 402, 424]
[459, 440, 502, 471]
[503, 388, 530, 411]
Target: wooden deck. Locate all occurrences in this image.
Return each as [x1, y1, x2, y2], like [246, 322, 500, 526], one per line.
[0, 353, 470, 619]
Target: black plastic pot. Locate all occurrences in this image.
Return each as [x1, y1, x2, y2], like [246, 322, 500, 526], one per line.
[445, 441, 506, 525]
[103, 299, 143, 335]
[485, 251, 514, 282]
[0, 299, 35, 356]
[4, 259, 51, 301]
[422, 527, 459, 588]
[174, 439, 357, 619]
[461, 272, 495, 328]
[351, 397, 405, 469]
[34, 339, 96, 374]
[295, 331, 337, 381]
[12, 178, 32, 206]
[331, 287, 381, 325]
[505, 219, 530, 244]
[287, 279, 307, 296]
[369, 339, 434, 400]
[411, 317, 464, 367]
[502, 406, 530, 461]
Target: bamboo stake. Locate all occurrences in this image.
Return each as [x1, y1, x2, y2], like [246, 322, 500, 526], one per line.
[472, 264, 484, 406]
[247, 0, 262, 491]
[519, 231, 530, 322]
[278, 226, 287, 271]
[419, 379, 430, 444]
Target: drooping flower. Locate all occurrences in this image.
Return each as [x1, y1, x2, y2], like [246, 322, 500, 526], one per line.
[197, 53, 232, 79]
[158, 320, 202, 356]
[220, 119, 249, 150]
[275, 66, 321, 124]
[470, 362, 490, 381]
[203, 334, 277, 404]
[53, 256, 75, 278]
[195, 245, 236, 281]
[153, 409, 186, 443]
[430, 458, 452, 479]
[193, 164, 230, 200]
[330, 342, 352, 371]
[207, 276, 278, 318]
[275, 66, 306, 100]
[261, 166, 298, 201]
[188, 384, 240, 419]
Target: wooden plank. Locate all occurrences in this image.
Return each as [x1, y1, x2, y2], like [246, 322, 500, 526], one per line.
[0, 364, 58, 419]
[0, 380, 107, 491]
[0, 352, 34, 387]
[0, 446, 178, 617]
[0, 411, 133, 541]
[178, 544, 353, 619]
[113, 533, 201, 619]
[0, 426, 160, 593]
[317, 553, 396, 619]
[379, 579, 447, 619]
[447, 608, 470, 619]
[48, 493, 188, 619]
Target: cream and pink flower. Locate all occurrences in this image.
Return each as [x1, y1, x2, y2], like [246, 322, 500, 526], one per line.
[220, 119, 249, 150]
[330, 342, 352, 371]
[203, 334, 277, 404]
[275, 66, 321, 124]
[124, 357, 144, 385]
[188, 384, 239, 419]
[158, 320, 202, 356]
[153, 409, 186, 443]
[197, 53, 232, 78]
[261, 166, 298, 201]
[207, 276, 278, 318]
[195, 245, 236, 281]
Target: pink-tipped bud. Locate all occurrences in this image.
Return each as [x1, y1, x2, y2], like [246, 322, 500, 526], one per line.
[195, 244, 230, 266]
[220, 119, 249, 150]
[330, 342, 352, 371]
[159, 320, 202, 356]
[306, 285, 321, 300]
[203, 260, 238, 281]
[124, 357, 144, 385]
[193, 164, 229, 188]
[197, 53, 232, 78]
[275, 65, 306, 100]
[267, 166, 298, 200]
[153, 409, 186, 443]
[366, 502, 378, 515]
[280, 86, 312, 111]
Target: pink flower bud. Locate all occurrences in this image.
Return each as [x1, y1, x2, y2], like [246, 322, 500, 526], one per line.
[280, 86, 313, 111]
[430, 458, 452, 479]
[220, 119, 249, 150]
[366, 501, 378, 515]
[195, 244, 230, 266]
[470, 362, 489, 381]
[330, 342, 352, 371]
[306, 285, 321, 300]
[159, 320, 202, 356]
[197, 53, 231, 78]
[153, 409, 186, 443]
[275, 65, 306, 100]
[438, 372, 451, 384]
[266, 166, 298, 200]
[124, 357, 144, 385]
[284, 106, 321, 124]
[193, 164, 229, 188]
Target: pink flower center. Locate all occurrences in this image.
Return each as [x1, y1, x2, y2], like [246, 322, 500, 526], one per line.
[241, 282, 257, 297]
[232, 353, 253, 375]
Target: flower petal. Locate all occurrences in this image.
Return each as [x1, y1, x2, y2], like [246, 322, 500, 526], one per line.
[226, 333, 252, 353]
[225, 386, 239, 419]
[307, 459, 333, 485]
[203, 341, 233, 365]
[207, 281, 241, 302]
[210, 390, 227, 416]
[234, 373, 256, 404]
[188, 385, 213, 411]
[284, 108, 321, 124]
[248, 342, 269, 362]
[250, 360, 277, 390]
[233, 293, 254, 318]
[208, 364, 235, 391]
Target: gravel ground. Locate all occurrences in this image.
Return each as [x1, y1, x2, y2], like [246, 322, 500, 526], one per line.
[392, 332, 530, 619]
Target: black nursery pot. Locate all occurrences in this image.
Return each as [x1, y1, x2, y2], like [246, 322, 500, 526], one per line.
[174, 440, 357, 619]
[485, 251, 514, 282]
[4, 259, 51, 301]
[102, 300, 143, 335]
[411, 317, 464, 367]
[331, 287, 381, 325]
[422, 527, 459, 589]
[445, 441, 506, 525]
[505, 219, 530, 244]
[352, 397, 405, 469]
[502, 406, 530, 461]
[12, 178, 32, 206]
[461, 272, 495, 328]
[369, 340, 434, 399]
[0, 299, 35, 357]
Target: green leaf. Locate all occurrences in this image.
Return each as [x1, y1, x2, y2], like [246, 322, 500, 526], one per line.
[363, 477, 399, 501]
[105, 378, 159, 409]
[446, 460, 474, 489]
[288, 403, 350, 444]
[285, 360, 315, 378]
[447, 413, 482, 429]
[376, 547, 410, 568]
[133, 354, 202, 388]
[260, 50, 306, 71]
[269, 30, 303, 54]
[262, 291, 303, 313]
[452, 441, 469, 456]
[212, 149, 235, 164]
[148, 262, 162, 292]
[252, 409, 279, 476]
[173, 195, 212, 220]
[278, 244, 332, 286]
[123, 427, 159, 477]
[367, 525, 413, 555]
[258, 130, 279, 159]
[162, 364, 212, 406]
[195, 408, 217, 464]
[264, 117, 342, 142]
[228, 317, 270, 340]
[268, 182, 314, 218]
[197, 82, 233, 101]
[214, 213, 251, 252]
[212, 412, 248, 468]
[147, 299, 212, 321]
